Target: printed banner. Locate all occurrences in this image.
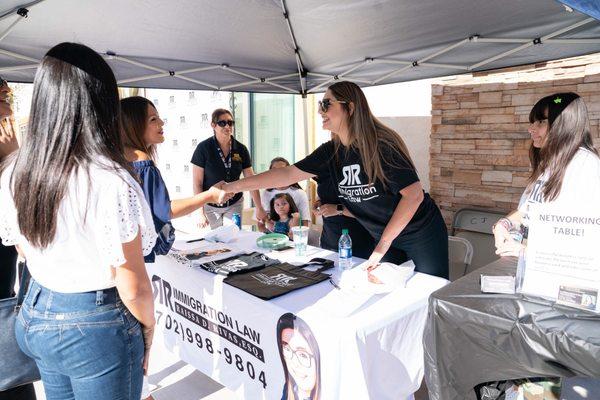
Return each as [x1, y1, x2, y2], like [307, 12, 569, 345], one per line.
[147, 259, 323, 399]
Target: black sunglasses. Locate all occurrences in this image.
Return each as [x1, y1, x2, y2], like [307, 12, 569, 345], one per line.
[216, 120, 235, 127]
[318, 98, 347, 113]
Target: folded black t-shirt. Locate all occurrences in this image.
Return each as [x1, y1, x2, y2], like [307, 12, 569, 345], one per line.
[296, 140, 437, 242]
[198, 252, 279, 276]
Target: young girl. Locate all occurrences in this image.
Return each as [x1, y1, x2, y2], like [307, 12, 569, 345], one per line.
[120, 96, 230, 263]
[266, 193, 300, 237]
[258, 157, 310, 231]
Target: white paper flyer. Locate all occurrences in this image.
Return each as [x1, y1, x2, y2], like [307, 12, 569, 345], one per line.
[522, 203, 600, 312]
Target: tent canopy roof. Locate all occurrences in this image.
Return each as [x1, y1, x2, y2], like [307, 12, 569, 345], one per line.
[1, 0, 599, 93]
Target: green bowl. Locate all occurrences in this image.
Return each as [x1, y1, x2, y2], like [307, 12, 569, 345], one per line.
[256, 233, 290, 249]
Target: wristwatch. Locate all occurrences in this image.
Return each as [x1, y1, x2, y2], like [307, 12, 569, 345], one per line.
[336, 204, 343, 216]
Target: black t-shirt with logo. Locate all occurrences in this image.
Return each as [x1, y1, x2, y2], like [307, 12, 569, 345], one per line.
[190, 135, 252, 205]
[296, 141, 437, 244]
[313, 173, 376, 258]
[198, 252, 278, 276]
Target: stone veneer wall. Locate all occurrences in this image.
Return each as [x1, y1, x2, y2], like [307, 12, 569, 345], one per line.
[429, 54, 600, 225]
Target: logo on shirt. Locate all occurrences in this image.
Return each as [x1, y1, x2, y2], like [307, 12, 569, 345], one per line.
[337, 163, 378, 203]
[340, 164, 361, 185]
[252, 272, 298, 287]
[232, 153, 243, 163]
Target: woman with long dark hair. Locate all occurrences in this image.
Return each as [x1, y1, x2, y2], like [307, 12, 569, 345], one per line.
[220, 81, 448, 279]
[277, 313, 321, 400]
[0, 43, 157, 400]
[493, 93, 600, 255]
[120, 96, 229, 263]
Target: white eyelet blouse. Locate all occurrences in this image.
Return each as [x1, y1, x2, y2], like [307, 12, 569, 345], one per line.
[0, 159, 158, 293]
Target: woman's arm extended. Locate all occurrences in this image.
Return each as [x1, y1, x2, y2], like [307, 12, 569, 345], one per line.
[223, 165, 313, 193]
[170, 183, 230, 219]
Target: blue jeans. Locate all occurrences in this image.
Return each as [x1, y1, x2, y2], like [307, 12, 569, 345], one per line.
[15, 280, 144, 400]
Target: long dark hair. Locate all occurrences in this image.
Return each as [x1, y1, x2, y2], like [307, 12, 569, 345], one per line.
[121, 96, 158, 161]
[8, 42, 132, 248]
[269, 193, 298, 221]
[527, 93, 597, 201]
[527, 95, 550, 173]
[328, 81, 416, 190]
[266, 157, 301, 191]
[277, 313, 321, 400]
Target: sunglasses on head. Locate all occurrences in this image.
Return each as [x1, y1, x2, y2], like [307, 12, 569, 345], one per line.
[216, 120, 235, 127]
[318, 98, 347, 113]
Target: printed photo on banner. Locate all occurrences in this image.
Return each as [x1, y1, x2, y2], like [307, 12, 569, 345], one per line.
[277, 313, 321, 400]
[148, 267, 280, 398]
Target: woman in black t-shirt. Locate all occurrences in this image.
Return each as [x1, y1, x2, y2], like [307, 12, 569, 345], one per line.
[221, 82, 448, 279]
[313, 167, 408, 264]
[191, 108, 267, 229]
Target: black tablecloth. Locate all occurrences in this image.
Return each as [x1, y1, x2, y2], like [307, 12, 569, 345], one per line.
[424, 257, 600, 400]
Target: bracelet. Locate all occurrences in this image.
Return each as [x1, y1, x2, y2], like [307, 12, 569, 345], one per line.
[493, 217, 512, 232]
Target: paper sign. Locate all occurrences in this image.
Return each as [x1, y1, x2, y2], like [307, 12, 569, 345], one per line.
[521, 203, 600, 313]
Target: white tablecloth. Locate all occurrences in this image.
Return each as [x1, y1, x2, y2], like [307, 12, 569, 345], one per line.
[148, 231, 447, 400]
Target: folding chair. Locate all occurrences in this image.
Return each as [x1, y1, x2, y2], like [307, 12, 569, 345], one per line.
[448, 235, 474, 281]
[451, 208, 506, 274]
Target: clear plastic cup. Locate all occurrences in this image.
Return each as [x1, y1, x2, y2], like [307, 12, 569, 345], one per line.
[291, 226, 309, 256]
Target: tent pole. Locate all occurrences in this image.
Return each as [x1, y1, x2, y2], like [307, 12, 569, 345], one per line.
[222, 66, 297, 93]
[0, 1, 43, 22]
[470, 17, 596, 70]
[0, 48, 38, 63]
[0, 63, 38, 73]
[308, 59, 372, 93]
[372, 37, 470, 84]
[0, 8, 28, 43]
[109, 54, 219, 89]
[301, 93, 313, 219]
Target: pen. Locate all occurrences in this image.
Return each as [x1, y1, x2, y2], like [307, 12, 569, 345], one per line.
[186, 238, 205, 243]
[329, 278, 341, 290]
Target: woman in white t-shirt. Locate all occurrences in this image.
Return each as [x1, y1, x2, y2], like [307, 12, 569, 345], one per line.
[257, 157, 311, 231]
[494, 92, 600, 256]
[0, 43, 157, 400]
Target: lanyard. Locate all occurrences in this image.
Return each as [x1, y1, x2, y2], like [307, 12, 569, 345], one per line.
[215, 136, 233, 180]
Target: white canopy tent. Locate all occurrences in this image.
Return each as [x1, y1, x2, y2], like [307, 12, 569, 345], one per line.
[1, 0, 599, 158]
[0, 0, 599, 95]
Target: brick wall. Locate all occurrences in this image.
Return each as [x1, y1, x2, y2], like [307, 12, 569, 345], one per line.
[430, 54, 600, 225]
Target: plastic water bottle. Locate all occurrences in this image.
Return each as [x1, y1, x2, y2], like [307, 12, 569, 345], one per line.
[232, 213, 241, 230]
[338, 229, 353, 270]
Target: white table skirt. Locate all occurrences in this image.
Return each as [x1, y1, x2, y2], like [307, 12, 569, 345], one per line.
[148, 231, 447, 400]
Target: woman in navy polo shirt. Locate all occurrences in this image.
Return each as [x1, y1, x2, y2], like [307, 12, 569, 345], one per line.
[191, 108, 267, 229]
[220, 82, 448, 279]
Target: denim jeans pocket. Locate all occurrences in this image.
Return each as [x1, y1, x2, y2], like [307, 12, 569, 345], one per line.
[118, 303, 142, 337]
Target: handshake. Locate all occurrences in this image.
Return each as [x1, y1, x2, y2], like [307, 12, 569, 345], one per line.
[206, 181, 237, 206]
[199, 181, 269, 228]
